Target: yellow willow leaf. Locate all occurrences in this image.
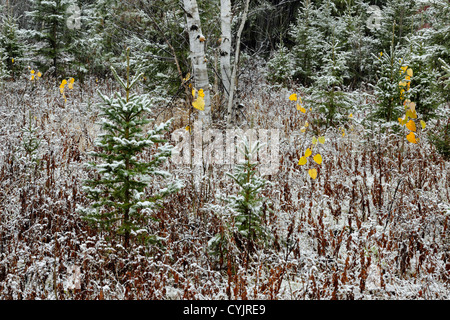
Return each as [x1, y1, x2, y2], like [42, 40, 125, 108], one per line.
[305, 148, 312, 158]
[192, 88, 196, 97]
[305, 121, 309, 127]
[298, 156, 307, 166]
[300, 127, 306, 133]
[185, 125, 191, 132]
[308, 168, 317, 179]
[61, 79, 67, 86]
[289, 93, 297, 101]
[69, 77, 75, 84]
[192, 97, 205, 111]
[313, 154, 323, 165]
[407, 68, 413, 77]
[59, 87, 64, 94]
[406, 119, 416, 132]
[312, 137, 318, 145]
[198, 88, 205, 98]
[348, 113, 353, 118]
[405, 75, 411, 81]
[31, 70, 35, 74]
[30, 75, 35, 81]
[11, 58, 14, 63]
[318, 136, 325, 144]
[398, 117, 405, 126]
[401, 66, 408, 73]
[68, 82, 74, 89]
[399, 81, 407, 87]
[37, 71, 42, 78]
[406, 131, 417, 144]
[420, 120, 426, 129]
[407, 109, 417, 119]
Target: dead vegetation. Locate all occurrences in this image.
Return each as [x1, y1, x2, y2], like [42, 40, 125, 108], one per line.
[0, 75, 449, 300]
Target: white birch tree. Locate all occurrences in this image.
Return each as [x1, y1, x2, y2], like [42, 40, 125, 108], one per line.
[183, 0, 211, 124]
[226, 0, 250, 126]
[220, 0, 232, 102]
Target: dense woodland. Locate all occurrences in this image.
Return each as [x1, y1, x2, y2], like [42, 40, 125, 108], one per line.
[0, 0, 449, 300]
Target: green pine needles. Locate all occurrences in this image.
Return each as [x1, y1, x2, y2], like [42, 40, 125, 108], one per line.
[77, 50, 182, 248]
[208, 138, 271, 261]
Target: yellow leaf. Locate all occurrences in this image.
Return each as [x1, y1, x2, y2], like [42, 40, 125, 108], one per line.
[406, 131, 417, 144]
[401, 66, 408, 73]
[198, 88, 205, 98]
[300, 127, 306, 133]
[308, 168, 317, 179]
[305, 121, 309, 127]
[31, 75, 35, 81]
[305, 148, 312, 158]
[398, 117, 405, 126]
[192, 88, 196, 97]
[192, 97, 205, 111]
[69, 77, 75, 84]
[407, 68, 413, 77]
[298, 156, 307, 166]
[313, 154, 322, 165]
[31, 70, 35, 74]
[406, 119, 416, 132]
[185, 125, 191, 132]
[349, 113, 353, 118]
[61, 79, 67, 86]
[59, 87, 64, 94]
[68, 82, 74, 89]
[37, 71, 42, 78]
[318, 136, 325, 144]
[11, 58, 14, 63]
[312, 137, 318, 145]
[289, 93, 297, 101]
[420, 120, 426, 129]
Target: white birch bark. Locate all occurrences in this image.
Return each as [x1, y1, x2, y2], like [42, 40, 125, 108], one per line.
[220, 0, 232, 101]
[227, 0, 250, 126]
[183, 0, 211, 124]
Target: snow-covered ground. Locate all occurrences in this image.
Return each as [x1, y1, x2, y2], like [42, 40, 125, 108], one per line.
[0, 72, 449, 300]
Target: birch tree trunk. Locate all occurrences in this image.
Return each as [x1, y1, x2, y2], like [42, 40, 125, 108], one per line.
[227, 0, 250, 126]
[183, 0, 211, 124]
[220, 0, 232, 102]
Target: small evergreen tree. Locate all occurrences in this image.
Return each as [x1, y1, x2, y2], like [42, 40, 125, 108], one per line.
[310, 37, 352, 126]
[77, 50, 182, 248]
[406, 37, 443, 120]
[372, 46, 409, 122]
[26, 0, 74, 76]
[266, 41, 294, 86]
[289, 0, 324, 85]
[208, 139, 271, 259]
[0, 11, 27, 78]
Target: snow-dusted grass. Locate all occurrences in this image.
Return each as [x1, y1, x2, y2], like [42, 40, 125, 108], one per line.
[0, 73, 449, 299]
